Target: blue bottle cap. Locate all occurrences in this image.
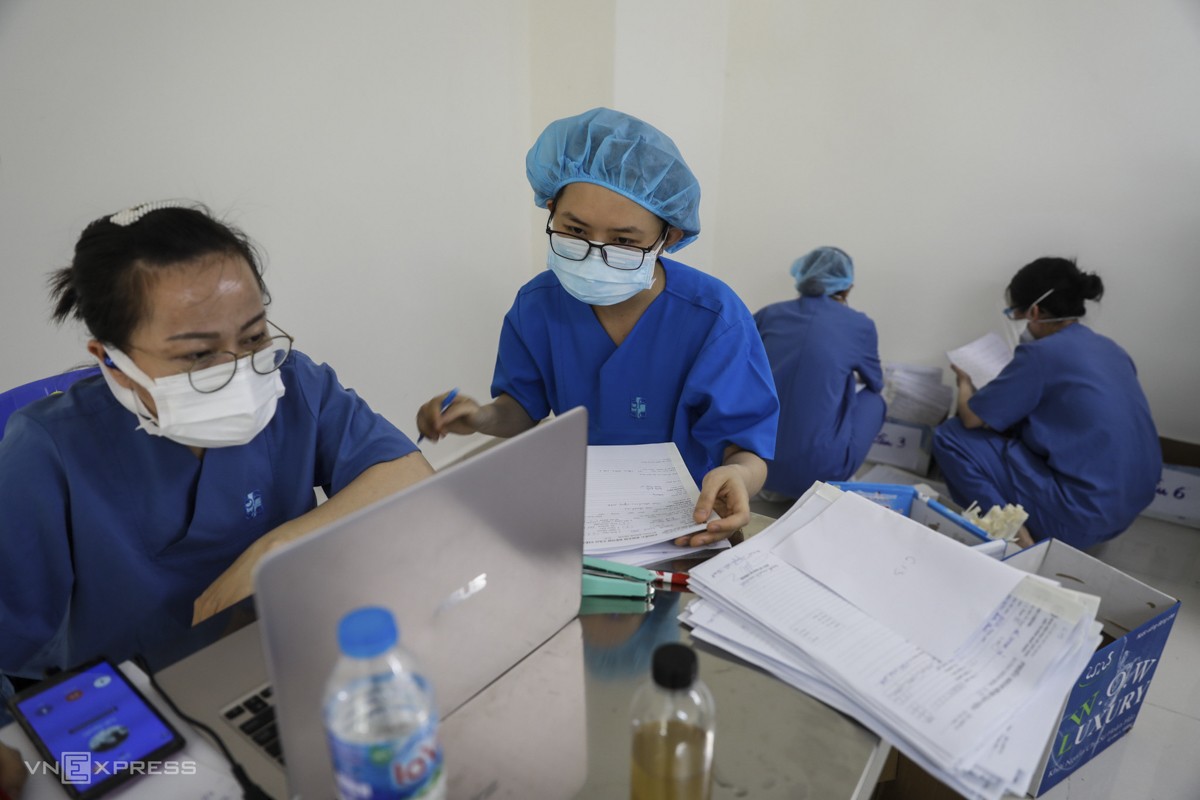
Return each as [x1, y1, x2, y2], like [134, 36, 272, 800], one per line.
[337, 606, 400, 659]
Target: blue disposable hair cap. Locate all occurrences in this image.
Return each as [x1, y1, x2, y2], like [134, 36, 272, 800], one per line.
[790, 247, 855, 296]
[526, 107, 701, 252]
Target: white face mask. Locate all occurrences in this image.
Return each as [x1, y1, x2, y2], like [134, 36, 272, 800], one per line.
[98, 346, 285, 448]
[1000, 318, 1034, 350]
[547, 243, 660, 306]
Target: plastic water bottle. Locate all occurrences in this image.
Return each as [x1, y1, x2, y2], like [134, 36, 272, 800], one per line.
[324, 606, 446, 800]
[629, 643, 715, 800]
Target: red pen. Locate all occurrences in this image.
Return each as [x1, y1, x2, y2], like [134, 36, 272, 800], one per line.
[651, 569, 689, 587]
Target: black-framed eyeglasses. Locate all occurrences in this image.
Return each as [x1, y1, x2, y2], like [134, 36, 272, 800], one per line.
[545, 215, 668, 271]
[186, 320, 294, 394]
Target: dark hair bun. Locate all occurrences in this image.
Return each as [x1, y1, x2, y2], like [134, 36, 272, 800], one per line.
[1079, 271, 1105, 302]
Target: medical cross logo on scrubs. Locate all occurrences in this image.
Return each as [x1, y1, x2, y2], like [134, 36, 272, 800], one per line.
[630, 397, 647, 419]
[244, 490, 263, 519]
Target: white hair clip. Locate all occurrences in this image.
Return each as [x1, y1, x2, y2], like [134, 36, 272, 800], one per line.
[109, 200, 190, 227]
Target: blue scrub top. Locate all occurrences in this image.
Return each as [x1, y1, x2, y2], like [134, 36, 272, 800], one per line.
[969, 323, 1160, 534]
[0, 350, 417, 680]
[491, 258, 779, 485]
[754, 295, 886, 495]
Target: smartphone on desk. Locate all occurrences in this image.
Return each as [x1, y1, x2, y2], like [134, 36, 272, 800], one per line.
[4, 658, 185, 799]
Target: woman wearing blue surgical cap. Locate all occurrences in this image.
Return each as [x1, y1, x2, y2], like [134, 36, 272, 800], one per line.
[417, 108, 779, 544]
[933, 257, 1160, 549]
[753, 248, 886, 500]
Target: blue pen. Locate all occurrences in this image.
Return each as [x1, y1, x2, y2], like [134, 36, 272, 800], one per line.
[418, 388, 459, 443]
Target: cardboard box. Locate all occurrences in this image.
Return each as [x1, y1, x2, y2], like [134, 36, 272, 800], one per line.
[832, 482, 991, 548]
[865, 419, 933, 475]
[1142, 463, 1200, 529]
[1003, 540, 1180, 796]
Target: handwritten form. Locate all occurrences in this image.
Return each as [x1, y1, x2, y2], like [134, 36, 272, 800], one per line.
[583, 443, 708, 555]
[946, 332, 1014, 389]
[684, 482, 1102, 800]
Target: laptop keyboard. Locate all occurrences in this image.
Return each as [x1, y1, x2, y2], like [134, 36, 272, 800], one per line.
[221, 683, 285, 764]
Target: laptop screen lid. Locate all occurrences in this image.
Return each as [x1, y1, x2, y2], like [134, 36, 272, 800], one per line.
[253, 407, 587, 797]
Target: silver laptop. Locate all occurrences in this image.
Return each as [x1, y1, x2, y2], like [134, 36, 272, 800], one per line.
[158, 408, 588, 798]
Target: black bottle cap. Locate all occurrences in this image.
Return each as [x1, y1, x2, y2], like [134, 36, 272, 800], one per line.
[652, 643, 698, 690]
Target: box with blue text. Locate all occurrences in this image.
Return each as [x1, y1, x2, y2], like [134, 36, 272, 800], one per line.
[1003, 540, 1180, 796]
[1141, 463, 1200, 529]
[864, 419, 933, 475]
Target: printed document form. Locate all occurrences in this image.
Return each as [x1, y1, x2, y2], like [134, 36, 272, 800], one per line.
[882, 362, 954, 427]
[684, 482, 1102, 800]
[583, 443, 708, 556]
[772, 490, 1024, 660]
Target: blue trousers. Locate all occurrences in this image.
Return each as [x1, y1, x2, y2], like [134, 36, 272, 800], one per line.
[847, 391, 887, 478]
[932, 418, 1115, 549]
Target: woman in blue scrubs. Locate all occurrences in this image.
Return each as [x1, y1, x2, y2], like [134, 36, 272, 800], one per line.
[416, 108, 779, 545]
[754, 247, 886, 500]
[933, 257, 1160, 549]
[0, 202, 432, 694]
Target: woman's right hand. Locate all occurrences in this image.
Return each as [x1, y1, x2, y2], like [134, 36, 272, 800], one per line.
[416, 391, 485, 443]
[1, 741, 27, 798]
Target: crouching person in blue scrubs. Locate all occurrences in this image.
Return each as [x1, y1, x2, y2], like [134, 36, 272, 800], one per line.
[416, 108, 779, 545]
[0, 202, 433, 698]
[933, 257, 1160, 549]
[754, 248, 886, 501]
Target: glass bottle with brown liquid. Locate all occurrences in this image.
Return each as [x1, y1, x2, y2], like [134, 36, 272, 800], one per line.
[630, 643, 715, 800]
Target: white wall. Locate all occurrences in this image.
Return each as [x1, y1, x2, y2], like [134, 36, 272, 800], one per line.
[0, 1, 536, 467]
[3, 0, 1198, 449]
[710, 0, 1200, 442]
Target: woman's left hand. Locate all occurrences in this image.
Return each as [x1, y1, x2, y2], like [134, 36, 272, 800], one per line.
[675, 464, 752, 547]
[193, 534, 281, 625]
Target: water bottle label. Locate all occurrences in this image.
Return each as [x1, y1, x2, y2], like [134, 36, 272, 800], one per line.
[329, 719, 444, 800]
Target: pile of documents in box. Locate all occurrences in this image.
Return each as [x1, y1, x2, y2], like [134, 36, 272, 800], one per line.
[683, 482, 1103, 800]
[582, 443, 728, 566]
[867, 363, 954, 474]
[881, 362, 955, 428]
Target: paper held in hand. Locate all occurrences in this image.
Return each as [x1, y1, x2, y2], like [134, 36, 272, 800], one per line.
[583, 442, 722, 562]
[947, 331, 1014, 389]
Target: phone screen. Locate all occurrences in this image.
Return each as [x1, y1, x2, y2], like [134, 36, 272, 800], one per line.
[7, 659, 185, 799]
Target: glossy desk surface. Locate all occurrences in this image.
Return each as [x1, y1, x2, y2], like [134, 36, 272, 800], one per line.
[1, 515, 889, 799]
[576, 514, 886, 799]
[572, 596, 888, 798]
[443, 512, 889, 799]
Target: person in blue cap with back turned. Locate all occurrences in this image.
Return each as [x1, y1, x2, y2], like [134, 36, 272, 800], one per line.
[753, 247, 886, 501]
[417, 108, 779, 545]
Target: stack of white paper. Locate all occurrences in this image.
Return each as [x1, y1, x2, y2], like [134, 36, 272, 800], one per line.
[946, 332, 1014, 389]
[584, 443, 728, 565]
[682, 483, 1102, 800]
[881, 363, 954, 427]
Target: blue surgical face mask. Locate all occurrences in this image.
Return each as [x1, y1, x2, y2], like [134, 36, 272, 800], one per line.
[547, 244, 660, 306]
